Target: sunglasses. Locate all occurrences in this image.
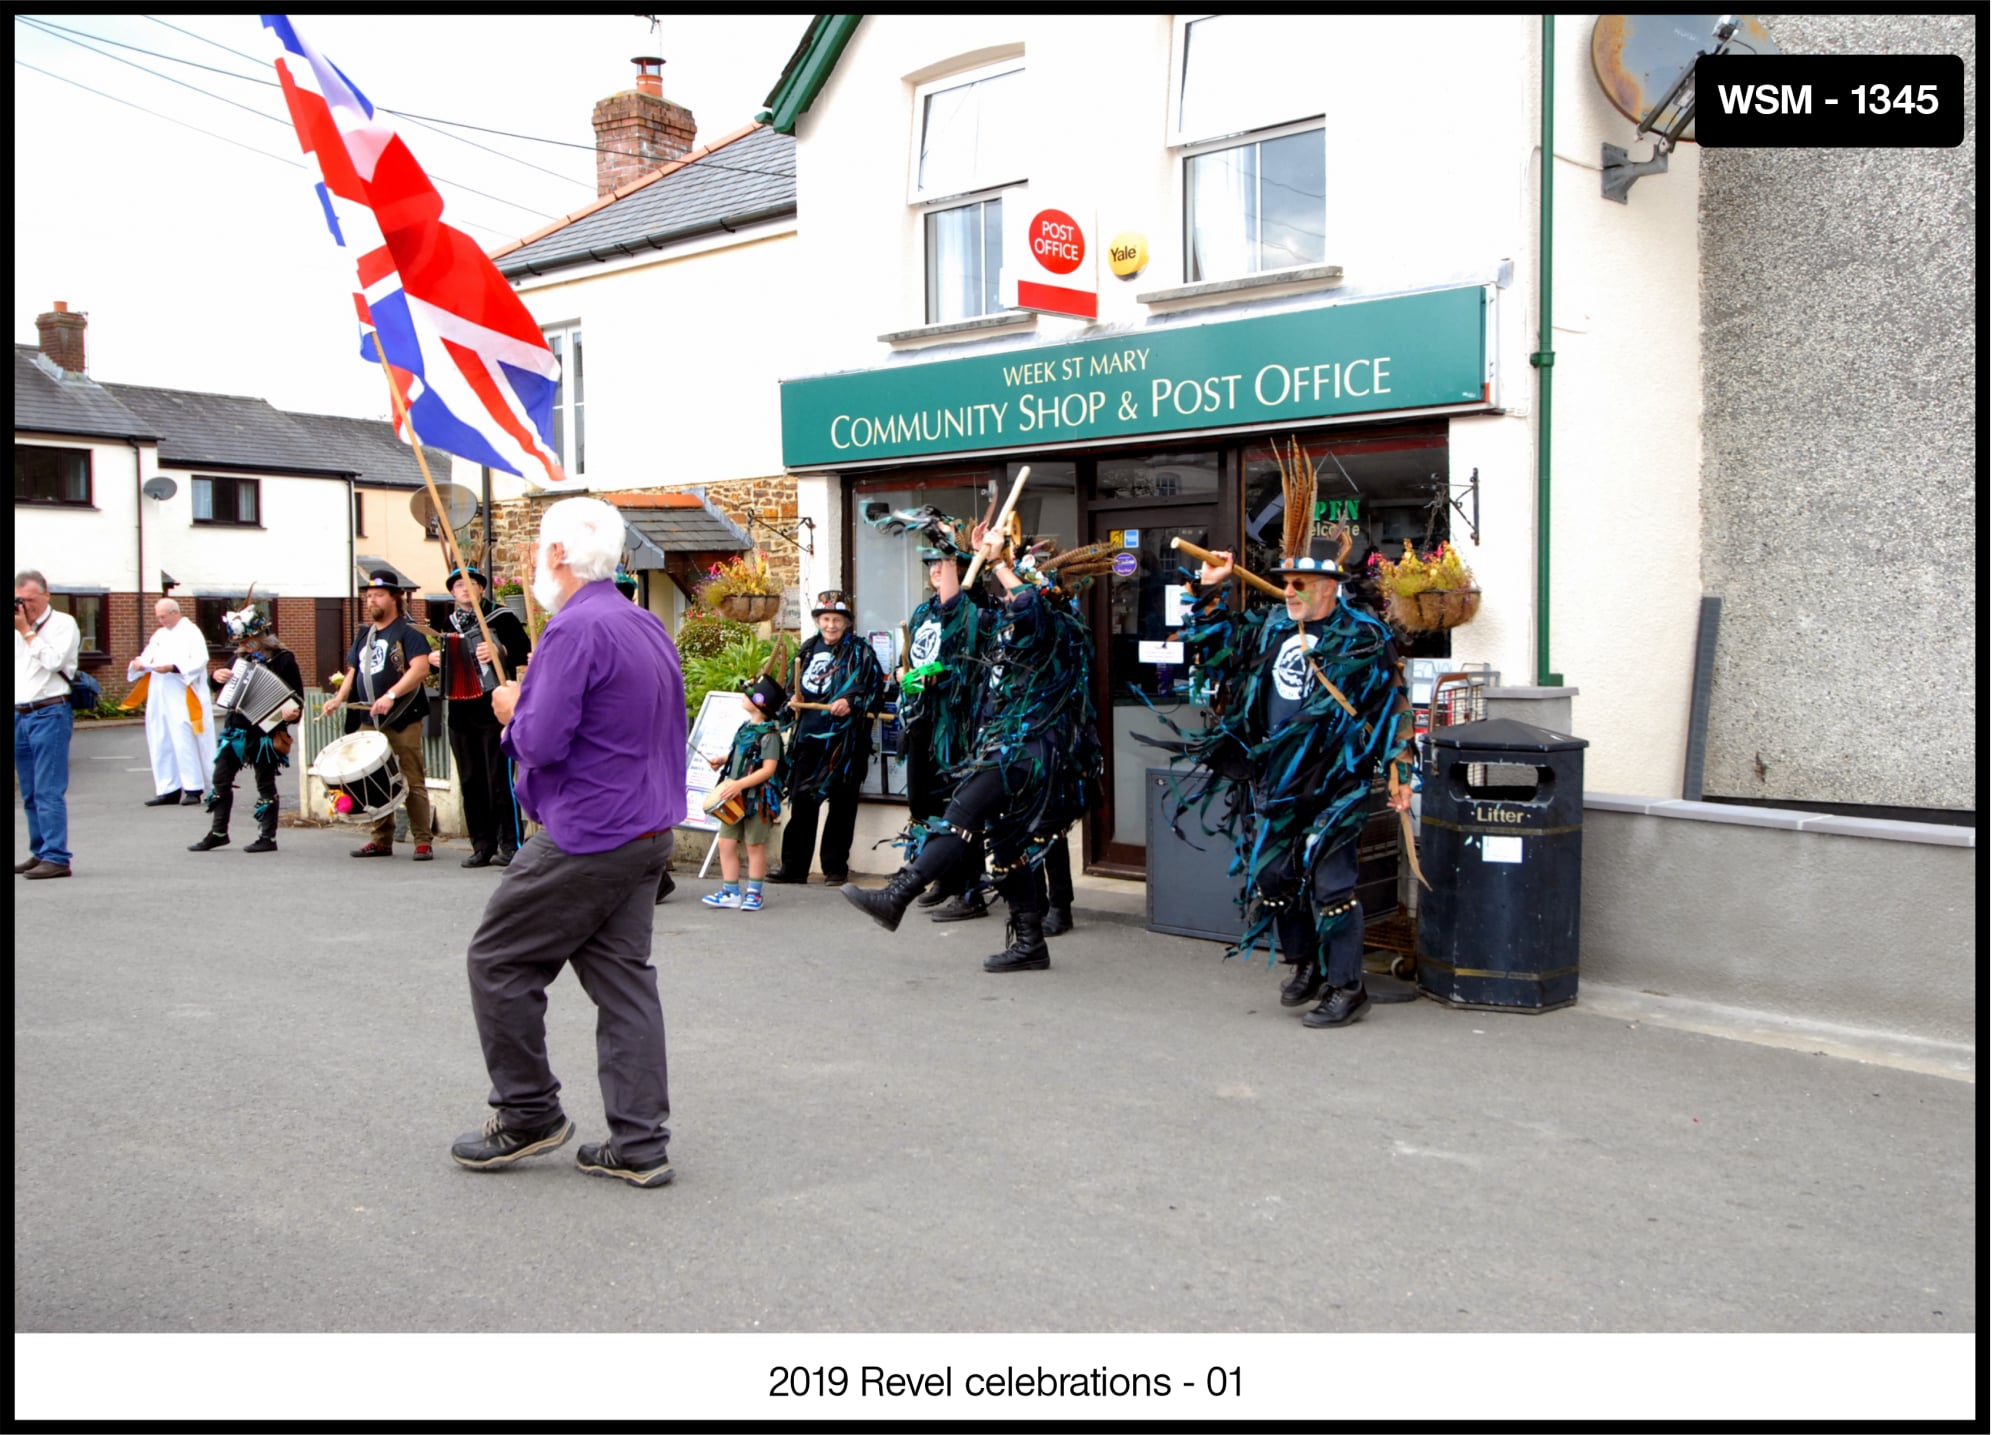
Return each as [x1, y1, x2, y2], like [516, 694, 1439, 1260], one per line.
[1281, 577, 1326, 592]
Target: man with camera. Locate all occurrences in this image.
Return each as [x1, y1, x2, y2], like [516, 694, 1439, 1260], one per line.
[14, 570, 81, 880]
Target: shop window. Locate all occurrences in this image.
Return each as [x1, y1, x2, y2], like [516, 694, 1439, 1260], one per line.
[1095, 452, 1219, 501]
[15, 446, 92, 506]
[192, 475, 260, 527]
[1184, 124, 1326, 282]
[544, 322, 585, 478]
[925, 195, 1008, 322]
[46, 593, 105, 656]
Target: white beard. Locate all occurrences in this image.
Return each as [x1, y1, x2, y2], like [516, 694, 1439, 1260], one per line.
[532, 553, 565, 613]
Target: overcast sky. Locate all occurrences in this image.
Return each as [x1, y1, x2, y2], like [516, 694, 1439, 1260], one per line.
[13, 12, 811, 420]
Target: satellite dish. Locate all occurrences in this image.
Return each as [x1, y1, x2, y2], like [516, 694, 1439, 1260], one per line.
[410, 484, 480, 530]
[1591, 14, 1778, 145]
[1592, 15, 1777, 202]
[142, 476, 177, 500]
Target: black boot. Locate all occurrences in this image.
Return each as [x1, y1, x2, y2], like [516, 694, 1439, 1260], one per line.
[1280, 961, 1324, 1007]
[1042, 904, 1074, 937]
[841, 866, 929, 933]
[1303, 981, 1372, 1028]
[188, 831, 230, 852]
[915, 880, 953, 908]
[244, 800, 278, 853]
[984, 902, 1051, 973]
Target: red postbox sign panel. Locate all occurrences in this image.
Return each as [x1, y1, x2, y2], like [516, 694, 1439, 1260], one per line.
[1008, 203, 1097, 319]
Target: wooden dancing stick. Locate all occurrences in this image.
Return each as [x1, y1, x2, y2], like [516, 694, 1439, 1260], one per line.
[370, 343, 513, 683]
[1168, 537, 1287, 600]
[963, 466, 1032, 589]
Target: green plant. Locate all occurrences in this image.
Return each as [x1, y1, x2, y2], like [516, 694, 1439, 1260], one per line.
[493, 580, 524, 597]
[1370, 540, 1476, 598]
[676, 611, 758, 661]
[83, 696, 127, 720]
[695, 550, 776, 608]
[682, 637, 776, 720]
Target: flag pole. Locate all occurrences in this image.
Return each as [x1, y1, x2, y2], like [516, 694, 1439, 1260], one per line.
[370, 344, 513, 683]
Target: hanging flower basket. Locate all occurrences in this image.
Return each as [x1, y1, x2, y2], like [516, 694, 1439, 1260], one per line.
[1384, 585, 1482, 632]
[715, 592, 781, 624]
[1371, 541, 1482, 633]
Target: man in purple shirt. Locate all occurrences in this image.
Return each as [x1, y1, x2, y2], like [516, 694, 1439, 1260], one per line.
[449, 498, 688, 1189]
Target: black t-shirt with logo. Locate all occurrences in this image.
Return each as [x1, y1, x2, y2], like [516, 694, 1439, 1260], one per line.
[347, 614, 432, 731]
[1263, 614, 1335, 734]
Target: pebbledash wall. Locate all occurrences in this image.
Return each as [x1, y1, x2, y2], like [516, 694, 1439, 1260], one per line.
[1696, 12, 1976, 813]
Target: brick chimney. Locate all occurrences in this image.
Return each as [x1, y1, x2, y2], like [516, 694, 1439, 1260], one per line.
[36, 301, 87, 376]
[592, 56, 696, 197]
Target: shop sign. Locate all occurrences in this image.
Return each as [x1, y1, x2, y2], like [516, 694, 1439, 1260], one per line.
[1004, 200, 1097, 319]
[1107, 231, 1149, 280]
[782, 285, 1492, 469]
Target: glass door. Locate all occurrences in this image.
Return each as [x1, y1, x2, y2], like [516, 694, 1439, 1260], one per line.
[1087, 506, 1218, 873]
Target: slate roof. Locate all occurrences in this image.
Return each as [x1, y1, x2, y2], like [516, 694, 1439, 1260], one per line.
[615, 494, 754, 567]
[496, 124, 795, 278]
[13, 346, 154, 442]
[281, 411, 453, 490]
[98, 382, 346, 477]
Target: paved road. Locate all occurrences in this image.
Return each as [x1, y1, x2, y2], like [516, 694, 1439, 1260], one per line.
[15, 723, 1978, 1335]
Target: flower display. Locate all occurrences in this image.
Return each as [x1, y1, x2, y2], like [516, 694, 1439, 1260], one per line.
[1369, 540, 1480, 631]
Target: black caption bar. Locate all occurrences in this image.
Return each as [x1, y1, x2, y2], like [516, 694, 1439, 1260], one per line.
[1695, 55, 1964, 147]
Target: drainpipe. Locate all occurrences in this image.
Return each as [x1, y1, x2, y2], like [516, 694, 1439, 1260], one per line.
[1533, 15, 1564, 686]
[129, 437, 147, 659]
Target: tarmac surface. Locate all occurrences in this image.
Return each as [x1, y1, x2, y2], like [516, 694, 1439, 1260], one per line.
[14, 722, 1980, 1335]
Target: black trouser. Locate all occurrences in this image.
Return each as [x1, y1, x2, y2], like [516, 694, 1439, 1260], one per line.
[449, 714, 521, 855]
[1266, 836, 1365, 988]
[208, 725, 280, 841]
[906, 725, 984, 896]
[782, 778, 862, 878]
[908, 760, 1044, 911]
[465, 830, 674, 1164]
[1038, 831, 1074, 910]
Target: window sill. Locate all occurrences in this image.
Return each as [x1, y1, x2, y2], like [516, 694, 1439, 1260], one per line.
[192, 521, 265, 530]
[14, 499, 97, 509]
[878, 312, 1037, 346]
[1135, 263, 1345, 307]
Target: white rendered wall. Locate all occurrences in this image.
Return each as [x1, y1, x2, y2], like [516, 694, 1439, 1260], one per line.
[14, 436, 141, 591]
[145, 472, 352, 598]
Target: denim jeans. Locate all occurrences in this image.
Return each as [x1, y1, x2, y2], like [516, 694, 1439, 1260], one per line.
[15, 703, 73, 867]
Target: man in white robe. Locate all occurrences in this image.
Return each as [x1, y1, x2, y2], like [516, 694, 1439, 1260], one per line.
[126, 598, 215, 806]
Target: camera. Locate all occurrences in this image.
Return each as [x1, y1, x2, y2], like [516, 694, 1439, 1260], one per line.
[12, 597, 24, 612]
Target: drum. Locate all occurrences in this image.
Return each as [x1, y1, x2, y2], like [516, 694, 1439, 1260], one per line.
[702, 786, 747, 827]
[311, 730, 406, 822]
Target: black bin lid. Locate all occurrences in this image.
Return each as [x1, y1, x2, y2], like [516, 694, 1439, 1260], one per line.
[1428, 716, 1588, 753]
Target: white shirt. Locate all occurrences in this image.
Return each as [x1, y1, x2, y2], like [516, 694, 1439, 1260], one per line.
[15, 607, 81, 706]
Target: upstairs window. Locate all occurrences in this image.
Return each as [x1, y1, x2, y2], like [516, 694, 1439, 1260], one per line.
[913, 61, 1025, 324]
[544, 322, 585, 478]
[14, 445, 92, 505]
[1171, 15, 1326, 283]
[192, 475, 261, 527]
[925, 196, 1007, 323]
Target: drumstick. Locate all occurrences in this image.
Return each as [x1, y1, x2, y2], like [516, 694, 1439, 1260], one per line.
[1168, 537, 1287, 600]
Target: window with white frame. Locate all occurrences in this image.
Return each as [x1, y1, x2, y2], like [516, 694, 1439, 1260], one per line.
[543, 322, 585, 478]
[1171, 15, 1326, 283]
[912, 61, 1026, 323]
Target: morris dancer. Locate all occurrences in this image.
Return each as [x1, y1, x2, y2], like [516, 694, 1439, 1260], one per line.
[771, 591, 883, 885]
[1168, 526, 1415, 1028]
[842, 523, 1108, 974]
[188, 594, 303, 855]
[436, 563, 532, 868]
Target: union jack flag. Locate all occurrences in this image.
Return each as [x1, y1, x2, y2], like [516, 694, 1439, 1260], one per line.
[263, 14, 565, 486]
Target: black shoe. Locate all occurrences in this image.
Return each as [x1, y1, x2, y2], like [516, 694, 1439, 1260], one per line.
[655, 868, 677, 904]
[493, 848, 515, 868]
[575, 1141, 674, 1188]
[984, 907, 1051, 973]
[1280, 962, 1325, 1008]
[243, 837, 278, 854]
[450, 1112, 575, 1170]
[461, 848, 495, 869]
[1303, 982, 1372, 1028]
[763, 867, 807, 885]
[915, 881, 953, 908]
[930, 893, 989, 923]
[1042, 904, 1074, 937]
[144, 792, 180, 807]
[820, 870, 849, 886]
[839, 866, 928, 933]
[180, 790, 205, 805]
[188, 832, 230, 852]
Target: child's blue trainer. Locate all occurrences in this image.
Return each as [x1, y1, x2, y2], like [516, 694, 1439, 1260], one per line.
[739, 889, 765, 912]
[701, 887, 742, 909]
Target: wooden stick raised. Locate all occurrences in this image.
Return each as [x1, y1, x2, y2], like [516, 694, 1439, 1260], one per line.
[1168, 537, 1288, 600]
[963, 466, 1031, 589]
[370, 344, 512, 683]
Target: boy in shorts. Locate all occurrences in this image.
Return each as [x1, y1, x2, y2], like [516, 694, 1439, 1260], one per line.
[701, 675, 789, 911]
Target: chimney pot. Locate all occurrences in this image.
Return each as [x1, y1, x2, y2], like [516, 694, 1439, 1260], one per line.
[633, 56, 664, 98]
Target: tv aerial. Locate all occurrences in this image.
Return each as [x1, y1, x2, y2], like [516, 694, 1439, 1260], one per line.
[1591, 14, 1778, 202]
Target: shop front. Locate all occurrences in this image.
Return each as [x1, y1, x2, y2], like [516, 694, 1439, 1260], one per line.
[781, 284, 1497, 876]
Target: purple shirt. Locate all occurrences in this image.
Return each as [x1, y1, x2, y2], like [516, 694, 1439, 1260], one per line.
[501, 579, 688, 853]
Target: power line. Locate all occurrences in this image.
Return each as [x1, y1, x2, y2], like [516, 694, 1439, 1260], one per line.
[13, 57, 307, 174]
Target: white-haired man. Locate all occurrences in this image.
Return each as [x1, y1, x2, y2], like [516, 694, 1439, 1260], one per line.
[450, 498, 690, 1189]
[128, 598, 216, 807]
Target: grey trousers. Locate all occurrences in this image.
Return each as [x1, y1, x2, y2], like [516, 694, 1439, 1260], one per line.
[465, 829, 675, 1164]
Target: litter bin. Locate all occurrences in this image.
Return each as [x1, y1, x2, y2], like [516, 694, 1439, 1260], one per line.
[1416, 717, 1588, 1012]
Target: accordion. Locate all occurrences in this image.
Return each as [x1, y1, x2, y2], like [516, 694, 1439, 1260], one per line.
[217, 660, 297, 731]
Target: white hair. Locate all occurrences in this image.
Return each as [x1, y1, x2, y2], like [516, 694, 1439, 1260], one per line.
[156, 597, 181, 616]
[539, 497, 624, 584]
